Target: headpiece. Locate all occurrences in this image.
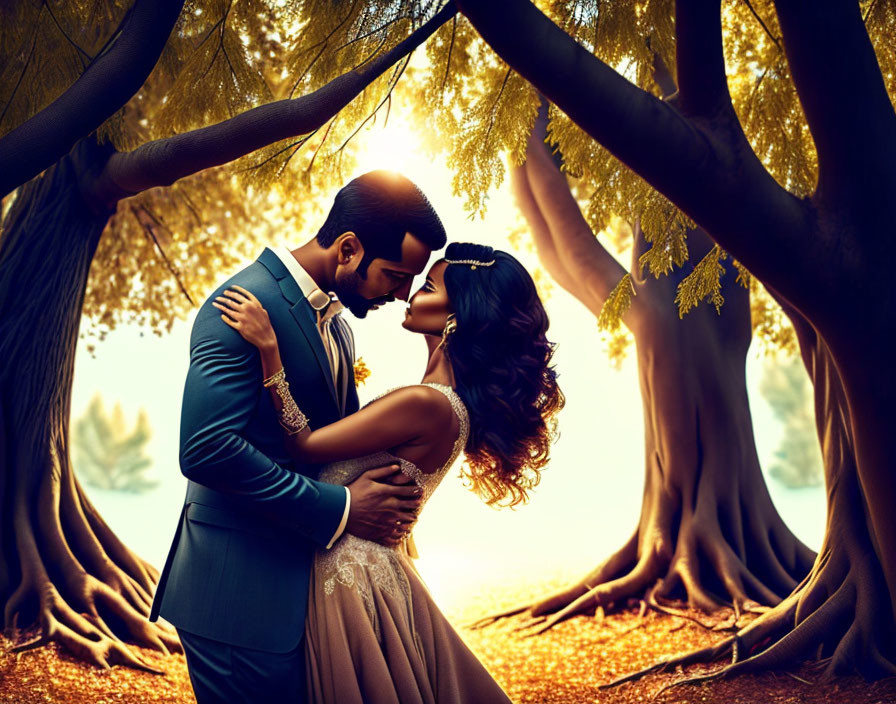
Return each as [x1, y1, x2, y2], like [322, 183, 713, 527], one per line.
[444, 257, 496, 270]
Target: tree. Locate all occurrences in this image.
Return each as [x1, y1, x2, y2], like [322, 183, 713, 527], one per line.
[0, 0, 455, 669]
[759, 357, 823, 489]
[475, 95, 815, 635]
[454, 0, 896, 682]
[72, 394, 157, 493]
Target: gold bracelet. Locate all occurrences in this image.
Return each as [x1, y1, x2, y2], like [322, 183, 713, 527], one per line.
[269, 373, 309, 435]
[263, 367, 285, 388]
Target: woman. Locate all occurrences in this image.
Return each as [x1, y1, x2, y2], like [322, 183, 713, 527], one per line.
[213, 242, 564, 703]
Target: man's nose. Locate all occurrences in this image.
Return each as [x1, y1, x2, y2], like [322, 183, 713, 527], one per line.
[393, 280, 413, 301]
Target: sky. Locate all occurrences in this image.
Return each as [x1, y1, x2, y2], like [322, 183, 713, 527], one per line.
[70, 110, 826, 613]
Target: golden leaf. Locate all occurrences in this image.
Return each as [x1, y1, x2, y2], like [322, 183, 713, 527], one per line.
[675, 245, 727, 317]
[597, 273, 635, 332]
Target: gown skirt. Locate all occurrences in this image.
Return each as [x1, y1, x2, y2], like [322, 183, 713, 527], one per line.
[304, 384, 512, 703]
[304, 535, 512, 703]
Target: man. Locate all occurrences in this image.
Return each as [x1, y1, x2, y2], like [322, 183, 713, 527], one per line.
[150, 171, 447, 702]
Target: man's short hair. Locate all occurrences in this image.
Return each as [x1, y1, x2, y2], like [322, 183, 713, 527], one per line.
[316, 171, 447, 274]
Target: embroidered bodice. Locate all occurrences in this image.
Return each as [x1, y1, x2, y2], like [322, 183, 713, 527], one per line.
[314, 383, 469, 635]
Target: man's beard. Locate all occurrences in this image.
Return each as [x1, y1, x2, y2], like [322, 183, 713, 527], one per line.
[334, 268, 390, 318]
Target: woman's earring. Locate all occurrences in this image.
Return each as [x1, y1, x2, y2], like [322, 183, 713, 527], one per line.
[440, 314, 457, 349]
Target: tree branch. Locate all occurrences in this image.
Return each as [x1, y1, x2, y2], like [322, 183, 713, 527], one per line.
[333, 14, 409, 55]
[743, 0, 782, 51]
[43, 0, 92, 66]
[772, 0, 896, 206]
[0, 0, 185, 198]
[519, 104, 628, 317]
[439, 15, 458, 96]
[510, 158, 580, 299]
[98, 1, 457, 202]
[455, 0, 814, 312]
[764, 281, 816, 363]
[674, 0, 733, 117]
[130, 204, 194, 305]
[288, 0, 359, 98]
[336, 50, 413, 153]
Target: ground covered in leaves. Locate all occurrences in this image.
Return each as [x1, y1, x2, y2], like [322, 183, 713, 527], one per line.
[2, 576, 895, 703]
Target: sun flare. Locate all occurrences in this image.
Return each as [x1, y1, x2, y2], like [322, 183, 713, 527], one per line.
[351, 115, 426, 180]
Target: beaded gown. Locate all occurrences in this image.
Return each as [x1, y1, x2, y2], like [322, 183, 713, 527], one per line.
[304, 383, 512, 704]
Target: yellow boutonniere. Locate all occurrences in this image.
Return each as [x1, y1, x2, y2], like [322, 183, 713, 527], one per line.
[353, 357, 371, 386]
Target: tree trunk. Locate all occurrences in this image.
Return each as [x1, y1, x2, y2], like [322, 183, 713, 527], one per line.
[732, 328, 896, 677]
[0, 138, 180, 670]
[613, 327, 896, 686]
[622, 237, 815, 618]
[456, 0, 896, 680]
[0, 5, 455, 669]
[479, 224, 815, 634]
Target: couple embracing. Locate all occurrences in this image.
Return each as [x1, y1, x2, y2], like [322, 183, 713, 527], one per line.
[149, 171, 564, 703]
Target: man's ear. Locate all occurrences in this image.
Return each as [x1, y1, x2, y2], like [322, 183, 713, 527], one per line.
[335, 232, 364, 265]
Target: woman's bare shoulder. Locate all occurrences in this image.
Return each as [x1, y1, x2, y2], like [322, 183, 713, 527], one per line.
[371, 385, 455, 422]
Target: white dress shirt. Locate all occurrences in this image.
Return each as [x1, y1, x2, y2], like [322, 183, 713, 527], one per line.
[272, 246, 350, 549]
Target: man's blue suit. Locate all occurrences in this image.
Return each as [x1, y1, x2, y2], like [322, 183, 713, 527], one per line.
[150, 248, 359, 700]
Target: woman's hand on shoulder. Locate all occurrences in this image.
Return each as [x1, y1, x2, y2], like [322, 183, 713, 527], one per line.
[213, 285, 277, 351]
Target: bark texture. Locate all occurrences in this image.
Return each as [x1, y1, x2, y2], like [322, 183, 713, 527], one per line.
[608, 326, 896, 687]
[0, 0, 185, 199]
[0, 139, 180, 669]
[476, 118, 814, 635]
[0, 3, 455, 669]
[456, 0, 896, 681]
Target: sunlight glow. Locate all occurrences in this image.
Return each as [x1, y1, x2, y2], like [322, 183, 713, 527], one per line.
[350, 114, 425, 179]
[70, 99, 826, 612]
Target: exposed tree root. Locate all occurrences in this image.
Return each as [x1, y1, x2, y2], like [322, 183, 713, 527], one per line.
[604, 298, 896, 689]
[1, 149, 179, 671]
[4, 465, 181, 671]
[472, 460, 815, 639]
[602, 464, 896, 688]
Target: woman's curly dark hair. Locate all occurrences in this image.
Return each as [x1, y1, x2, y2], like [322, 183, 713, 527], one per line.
[442, 242, 565, 507]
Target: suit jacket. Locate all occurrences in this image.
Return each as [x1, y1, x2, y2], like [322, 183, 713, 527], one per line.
[150, 247, 360, 652]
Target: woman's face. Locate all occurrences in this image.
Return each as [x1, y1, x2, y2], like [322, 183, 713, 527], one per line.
[402, 260, 451, 336]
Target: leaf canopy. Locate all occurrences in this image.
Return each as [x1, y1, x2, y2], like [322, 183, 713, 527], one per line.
[2, 0, 894, 354]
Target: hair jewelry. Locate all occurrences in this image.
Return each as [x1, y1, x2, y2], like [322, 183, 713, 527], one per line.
[444, 257, 495, 270]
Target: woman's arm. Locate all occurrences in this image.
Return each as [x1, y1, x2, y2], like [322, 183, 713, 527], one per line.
[213, 285, 448, 464]
[280, 384, 446, 464]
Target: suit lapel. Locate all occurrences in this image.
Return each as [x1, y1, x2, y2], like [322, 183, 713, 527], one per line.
[257, 248, 340, 414]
